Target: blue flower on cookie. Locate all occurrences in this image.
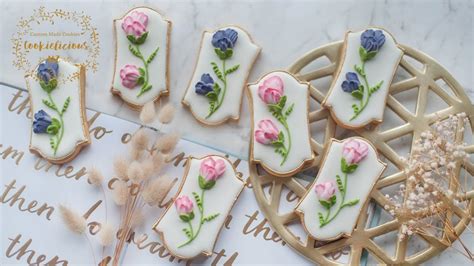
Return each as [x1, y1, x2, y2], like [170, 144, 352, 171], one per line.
[33, 110, 52, 134]
[37, 59, 59, 93]
[341, 72, 360, 93]
[361, 29, 386, 53]
[342, 29, 386, 121]
[195, 74, 215, 95]
[212, 28, 238, 52]
[194, 28, 241, 119]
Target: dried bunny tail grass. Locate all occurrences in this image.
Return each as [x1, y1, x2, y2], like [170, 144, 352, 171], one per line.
[114, 157, 129, 181]
[58, 205, 86, 234]
[87, 167, 104, 186]
[140, 101, 156, 124]
[131, 128, 149, 152]
[154, 132, 180, 154]
[152, 152, 165, 172]
[131, 208, 145, 228]
[98, 223, 115, 246]
[158, 103, 175, 124]
[127, 161, 145, 183]
[142, 175, 175, 206]
[112, 180, 128, 206]
[141, 157, 155, 180]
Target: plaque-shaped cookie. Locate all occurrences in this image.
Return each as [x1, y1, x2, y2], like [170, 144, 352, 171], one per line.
[323, 28, 403, 129]
[25, 57, 91, 164]
[111, 7, 171, 109]
[182, 26, 261, 125]
[295, 138, 386, 241]
[153, 155, 245, 259]
[248, 71, 314, 177]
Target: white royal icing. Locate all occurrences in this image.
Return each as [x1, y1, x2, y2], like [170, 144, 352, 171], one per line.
[112, 7, 170, 108]
[182, 26, 260, 124]
[248, 71, 314, 177]
[26, 58, 90, 162]
[323, 28, 403, 128]
[296, 138, 385, 240]
[154, 156, 245, 259]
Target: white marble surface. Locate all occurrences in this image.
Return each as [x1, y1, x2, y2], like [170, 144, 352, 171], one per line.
[1, 0, 472, 160]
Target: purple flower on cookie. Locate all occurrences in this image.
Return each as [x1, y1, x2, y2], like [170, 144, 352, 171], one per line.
[212, 28, 238, 52]
[33, 110, 52, 134]
[195, 74, 215, 95]
[341, 72, 360, 93]
[361, 29, 385, 53]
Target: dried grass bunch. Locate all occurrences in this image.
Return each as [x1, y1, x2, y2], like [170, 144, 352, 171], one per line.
[58, 101, 179, 265]
[384, 112, 473, 260]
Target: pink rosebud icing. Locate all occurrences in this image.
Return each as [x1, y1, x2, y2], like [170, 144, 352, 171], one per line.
[120, 64, 140, 89]
[258, 76, 284, 104]
[175, 195, 194, 215]
[342, 139, 369, 164]
[315, 181, 337, 201]
[200, 157, 226, 182]
[255, 119, 280, 145]
[121, 11, 149, 38]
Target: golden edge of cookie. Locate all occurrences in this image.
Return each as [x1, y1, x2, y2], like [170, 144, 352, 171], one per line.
[151, 155, 246, 260]
[25, 57, 91, 164]
[181, 25, 262, 126]
[246, 70, 315, 178]
[294, 137, 387, 242]
[321, 26, 405, 130]
[110, 6, 172, 111]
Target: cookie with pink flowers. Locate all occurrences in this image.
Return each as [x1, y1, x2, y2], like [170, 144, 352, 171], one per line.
[153, 155, 245, 259]
[111, 7, 171, 110]
[295, 137, 386, 241]
[247, 71, 314, 177]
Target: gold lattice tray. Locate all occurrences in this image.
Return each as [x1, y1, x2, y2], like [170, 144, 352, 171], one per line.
[249, 41, 474, 265]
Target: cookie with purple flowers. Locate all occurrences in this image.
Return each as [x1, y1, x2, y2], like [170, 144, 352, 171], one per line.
[323, 28, 404, 129]
[153, 155, 245, 259]
[111, 7, 171, 110]
[182, 26, 261, 125]
[25, 57, 90, 164]
[295, 137, 386, 241]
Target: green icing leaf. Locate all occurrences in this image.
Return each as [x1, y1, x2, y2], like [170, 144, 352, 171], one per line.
[182, 227, 192, 238]
[134, 32, 148, 45]
[343, 199, 360, 207]
[139, 68, 146, 76]
[128, 44, 142, 58]
[61, 97, 71, 115]
[318, 212, 324, 225]
[351, 90, 363, 100]
[319, 200, 332, 210]
[42, 99, 57, 111]
[147, 46, 159, 64]
[47, 118, 61, 135]
[359, 47, 367, 61]
[369, 80, 384, 96]
[192, 191, 203, 211]
[285, 103, 294, 117]
[336, 174, 344, 193]
[179, 213, 194, 222]
[210, 62, 224, 81]
[202, 213, 219, 223]
[365, 51, 377, 61]
[225, 64, 240, 75]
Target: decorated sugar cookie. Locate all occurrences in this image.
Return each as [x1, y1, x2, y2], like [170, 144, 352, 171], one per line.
[153, 155, 245, 259]
[111, 7, 171, 110]
[25, 57, 91, 164]
[247, 71, 314, 177]
[295, 138, 386, 240]
[323, 28, 404, 129]
[182, 26, 261, 125]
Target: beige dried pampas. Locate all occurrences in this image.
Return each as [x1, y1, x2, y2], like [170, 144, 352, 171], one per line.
[140, 101, 156, 124]
[58, 205, 86, 234]
[131, 208, 145, 228]
[158, 103, 175, 124]
[155, 132, 180, 154]
[112, 180, 128, 206]
[114, 157, 129, 181]
[87, 167, 104, 186]
[142, 175, 175, 206]
[99, 223, 115, 246]
[152, 152, 164, 172]
[127, 161, 145, 183]
[131, 128, 149, 152]
[141, 157, 155, 180]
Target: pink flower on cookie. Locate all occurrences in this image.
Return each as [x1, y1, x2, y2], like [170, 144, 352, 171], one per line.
[342, 139, 369, 165]
[174, 195, 194, 219]
[255, 119, 280, 145]
[200, 157, 226, 183]
[122, 11, 149, 39]
[315, 181, 337, 201]
[120, 64, 142, 89]
[258, 76, 284, 104]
